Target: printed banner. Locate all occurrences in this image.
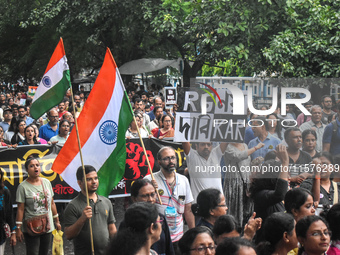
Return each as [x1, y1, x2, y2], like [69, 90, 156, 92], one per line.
[0, 139, 184, 203]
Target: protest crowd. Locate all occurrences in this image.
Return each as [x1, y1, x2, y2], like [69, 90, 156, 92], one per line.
[1, 80, 340, 255]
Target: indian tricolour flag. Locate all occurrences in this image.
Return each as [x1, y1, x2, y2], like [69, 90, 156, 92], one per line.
[52, 48, 133, 197]
[30, 38, 71, 120]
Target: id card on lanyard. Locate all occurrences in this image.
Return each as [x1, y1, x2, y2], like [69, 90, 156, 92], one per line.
[162, 176, 178, 231]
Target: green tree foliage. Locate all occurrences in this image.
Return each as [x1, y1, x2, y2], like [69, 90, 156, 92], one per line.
[0, 0, 338, 84]
[143, 0, 289, 85]
[263, 0, 340, 77]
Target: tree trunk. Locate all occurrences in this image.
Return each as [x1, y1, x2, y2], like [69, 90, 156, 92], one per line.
[182, 60, 204, 87]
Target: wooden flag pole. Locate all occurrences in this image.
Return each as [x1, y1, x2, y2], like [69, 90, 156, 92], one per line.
[111, 53, 163, 205]
[132, 115, 162, 205]
[70, 86, 95, 255]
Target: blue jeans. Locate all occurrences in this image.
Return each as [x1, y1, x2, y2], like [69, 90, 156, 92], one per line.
[24, 232, 52, 255]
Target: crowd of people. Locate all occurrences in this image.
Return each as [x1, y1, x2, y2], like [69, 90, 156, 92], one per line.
[0, 82, 340, 255]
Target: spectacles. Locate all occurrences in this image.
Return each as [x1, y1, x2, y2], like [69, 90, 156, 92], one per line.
[216, 204, 227, 208]
[49, 116, 59, 118]
[310, 231, 331, 237]
[161, 156, 176, 162]
[156, 217, 164, 224]
[61, 125, 70, 128]
[190, 245, 217, 254]
[139, 192, 156, 199]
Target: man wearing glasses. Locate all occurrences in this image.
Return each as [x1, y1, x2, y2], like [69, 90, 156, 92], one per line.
[182, 142, 228, 202]
[145, 146, 195, 252]
[18, 105, 34, 125]
[39, 109, 59, 141]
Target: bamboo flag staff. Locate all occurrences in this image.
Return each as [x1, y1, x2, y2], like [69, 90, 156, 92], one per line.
[69, 86, 95, 255]
[131, 115, 162, 205]
[116, 70, 163, 205]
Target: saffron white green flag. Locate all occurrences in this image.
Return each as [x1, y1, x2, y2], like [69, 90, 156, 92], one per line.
[52, 48, 133, 197]
[30, 38, 71, 119]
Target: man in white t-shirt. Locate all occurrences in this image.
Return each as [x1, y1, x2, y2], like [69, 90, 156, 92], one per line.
[182, 142, 228, 202]
[144, 146, 195, 245]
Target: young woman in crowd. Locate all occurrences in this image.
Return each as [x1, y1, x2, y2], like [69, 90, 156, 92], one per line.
[16, 157, 61, 255]
[178, 226, 216, 255]
[124, 179, 174, 255]
[18, 125, 41, 145]
[152, 114, 174, 139]
[0, 170, 16, 255]
[326, 203, 340, 255]
[300, 153, 340, 208]
[249, 144, 289, 244]
[256, 212, 298, 255]
[296, 215, 330, 255]
[31, 124, 48, 144]
[302, 130, 320, 159]
[266, 113, 283, 140]
[216, 237, 256, 255]
[191, 188, 228, 229]
[10, 119, 26, 145]
[284, 188, 315, 221]
[106, 202, 161, 255]
[3, 118, 16, 143]
[49, 120, 70, 145]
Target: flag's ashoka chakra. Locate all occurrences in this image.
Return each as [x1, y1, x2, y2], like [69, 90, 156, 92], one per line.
[99, 120, 118, 145]
[42, 76, 52, 88]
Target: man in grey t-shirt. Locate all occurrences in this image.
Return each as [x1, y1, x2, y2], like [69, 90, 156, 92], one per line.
[64, 166, 117, 255]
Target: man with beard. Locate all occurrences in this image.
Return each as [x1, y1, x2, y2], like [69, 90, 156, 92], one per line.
[285, 127, 312, 187]
[58, 101, 67, 119]
[18, 105, 34, 125]
[148, 106, 163, 132]
[74, 95, 83, 113]
[39, 109, 59, 141]
[145, 146, 195, 249]
[134, 98, 150, 127]
[64, 166, 117, 255]
[321, 95, 336, 124]
[182, 142, 228, 202]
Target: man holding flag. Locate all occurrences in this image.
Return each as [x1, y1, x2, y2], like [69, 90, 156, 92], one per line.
[63, 165, 116, 255]
[52, 48, 134, 254]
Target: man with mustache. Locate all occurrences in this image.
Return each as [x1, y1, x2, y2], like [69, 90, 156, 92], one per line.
[39, 109, 59, 141]
[182, 142, 228, 202]
[64, 166, 117, 255]
[285, 127, 313, 187]
[145, 146, 195, 251]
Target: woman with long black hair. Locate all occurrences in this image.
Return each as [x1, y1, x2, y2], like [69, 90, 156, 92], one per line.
[256, 212, 298, 255]
[107, 202, 161, 255]
[296, 215, 330, 255]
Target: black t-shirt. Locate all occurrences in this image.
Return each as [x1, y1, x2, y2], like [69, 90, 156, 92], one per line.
[300, 179, 340, 206]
